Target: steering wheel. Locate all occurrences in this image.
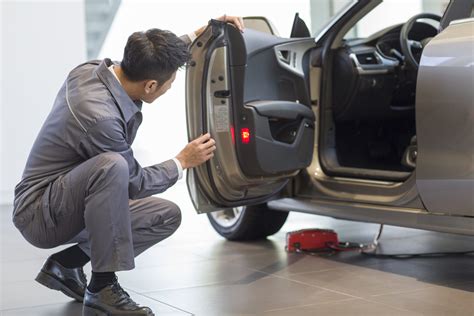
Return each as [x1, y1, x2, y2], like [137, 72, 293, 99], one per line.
[400, 13, 441, 70]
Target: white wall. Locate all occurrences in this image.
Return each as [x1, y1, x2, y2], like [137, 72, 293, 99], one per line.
[0, 0, 86, 204]
[0, 1, 4, 204]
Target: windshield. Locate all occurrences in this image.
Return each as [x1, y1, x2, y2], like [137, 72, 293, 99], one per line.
[344, 0, 449, 39]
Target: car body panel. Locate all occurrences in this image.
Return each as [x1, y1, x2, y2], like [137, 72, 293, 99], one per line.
[416, 18, 474, 217]
[268, 197, 474, 236]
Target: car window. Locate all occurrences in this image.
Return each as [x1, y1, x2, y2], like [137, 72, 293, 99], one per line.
[260, 0, 357, 38]
[223, 0, 356, 38]
[307, 0, 357, 38]
[344, 0, 449, 39]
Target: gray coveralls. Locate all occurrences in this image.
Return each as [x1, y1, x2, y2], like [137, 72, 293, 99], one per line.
[12, 42, 189, 272]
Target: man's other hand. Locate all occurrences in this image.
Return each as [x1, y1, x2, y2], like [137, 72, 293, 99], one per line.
[175, 133, 216, 169]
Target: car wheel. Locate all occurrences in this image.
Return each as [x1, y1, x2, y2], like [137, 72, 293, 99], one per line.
[207, 204, 289, 241]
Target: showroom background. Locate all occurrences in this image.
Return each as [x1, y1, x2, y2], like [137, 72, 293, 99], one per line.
[0, 0, 446, 205]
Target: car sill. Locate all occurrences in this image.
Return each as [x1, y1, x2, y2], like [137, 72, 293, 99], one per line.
[268, 198, 474, 236]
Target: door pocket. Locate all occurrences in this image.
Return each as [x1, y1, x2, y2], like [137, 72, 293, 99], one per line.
[237, 100, 315, 177]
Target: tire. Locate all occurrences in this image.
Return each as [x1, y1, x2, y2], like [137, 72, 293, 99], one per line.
[207, 204, 289, 241]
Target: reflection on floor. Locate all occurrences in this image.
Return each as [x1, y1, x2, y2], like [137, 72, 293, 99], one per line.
[1, 182, 473, 315]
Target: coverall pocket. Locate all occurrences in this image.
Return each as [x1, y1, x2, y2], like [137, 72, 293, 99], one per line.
[41, 176, 66, 228]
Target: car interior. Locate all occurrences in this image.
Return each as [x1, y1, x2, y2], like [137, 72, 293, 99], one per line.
[240, 12, 438, 183]
[230, 13, 430, 184]
[237, 1, 474, 185]
[320, 19, 437, 180]
[314, 0, 474, 182]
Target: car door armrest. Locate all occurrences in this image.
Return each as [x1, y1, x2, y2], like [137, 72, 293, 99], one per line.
[246, 100, 315, 121]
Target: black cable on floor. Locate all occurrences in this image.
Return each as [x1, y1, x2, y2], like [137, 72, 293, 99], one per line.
[361, 250, 474, 259]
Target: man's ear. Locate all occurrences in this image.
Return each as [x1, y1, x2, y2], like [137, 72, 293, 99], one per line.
[144, 80, 159, 93]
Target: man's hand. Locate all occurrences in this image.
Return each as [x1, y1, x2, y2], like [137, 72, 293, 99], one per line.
[194, 15, 245, 38]
[216, 15, 245, 32]
[175, 133, 216, 169]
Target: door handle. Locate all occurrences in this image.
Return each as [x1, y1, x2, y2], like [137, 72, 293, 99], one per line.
[246, 100, 315, 121]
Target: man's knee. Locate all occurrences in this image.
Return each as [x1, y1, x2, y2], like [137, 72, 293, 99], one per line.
[150, 199, 182, 231]
[165, 201, 182, 230]
[93, 152, 129, 181]
[130, 198, 182, 244]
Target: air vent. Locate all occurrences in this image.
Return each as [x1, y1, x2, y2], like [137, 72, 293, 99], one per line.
[356, 52, 379, 65]
[277, 50, 291, 64]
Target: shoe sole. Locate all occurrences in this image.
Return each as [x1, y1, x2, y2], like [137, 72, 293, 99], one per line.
[83, 304, 155, 316]
[82, 305, 107, 316]
[35, 269, 83, 302]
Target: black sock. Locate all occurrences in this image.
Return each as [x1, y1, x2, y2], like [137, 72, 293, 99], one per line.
[88, 272, 117, 293]
[50, 245, 90, 269]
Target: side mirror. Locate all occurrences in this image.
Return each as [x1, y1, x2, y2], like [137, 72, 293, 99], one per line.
[290, 13, 311, 38]
[242, 16, 279, 35]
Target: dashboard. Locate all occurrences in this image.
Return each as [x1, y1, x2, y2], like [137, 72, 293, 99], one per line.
[331, 22, 438, 122]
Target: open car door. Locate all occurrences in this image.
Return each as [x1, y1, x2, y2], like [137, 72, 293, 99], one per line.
[416, 15, 474, 217]
[185, 18, 316, 213]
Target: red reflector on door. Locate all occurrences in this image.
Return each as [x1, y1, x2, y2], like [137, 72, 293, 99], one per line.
[241, 128, 250, 144]
[230, 126, 235, 145]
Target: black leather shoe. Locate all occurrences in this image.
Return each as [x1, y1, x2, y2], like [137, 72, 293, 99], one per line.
[82, 278, 154, 316]
[35, 257, 87, 302]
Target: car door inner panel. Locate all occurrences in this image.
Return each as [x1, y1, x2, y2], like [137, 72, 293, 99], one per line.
[186, 20, 315, 209]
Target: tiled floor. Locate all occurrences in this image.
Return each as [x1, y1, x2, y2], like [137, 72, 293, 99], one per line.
[1, 181, 473, 315]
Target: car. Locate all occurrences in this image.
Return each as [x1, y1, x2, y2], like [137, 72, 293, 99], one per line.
[184, 0, 474, 241]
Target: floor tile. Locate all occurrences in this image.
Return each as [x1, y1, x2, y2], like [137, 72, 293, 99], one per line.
[0, 301, 83, 316]
[285, 264, 433, 298]
[214, 248, 354, 277]
[1, 291, 191, 316]
[146, 276, 352, 315]
[370, 284, 474, 315]
[118, 290, 193, 315]
[263, 298, 420, 316]
[118, 259, 270, 293]
[0, 280, 75, 310]
[1, 258, 49, 283]
[133, 244, 210, 270]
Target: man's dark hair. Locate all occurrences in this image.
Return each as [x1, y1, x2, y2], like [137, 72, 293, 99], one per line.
[121, 28, 191, 84]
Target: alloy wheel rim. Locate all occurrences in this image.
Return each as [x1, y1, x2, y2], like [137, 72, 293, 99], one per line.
[210, 206, 245, 228]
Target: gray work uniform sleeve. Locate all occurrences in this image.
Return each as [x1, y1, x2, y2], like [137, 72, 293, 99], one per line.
[180, 34, 192, 46]
[76, 118, 179, 200]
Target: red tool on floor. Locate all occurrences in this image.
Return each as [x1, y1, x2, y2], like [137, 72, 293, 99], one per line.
[285, 229, 361, 253]
[286, 226, 474, 258]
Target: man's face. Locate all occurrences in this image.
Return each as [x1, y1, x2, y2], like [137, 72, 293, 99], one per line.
[140, 71, 177, 103]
